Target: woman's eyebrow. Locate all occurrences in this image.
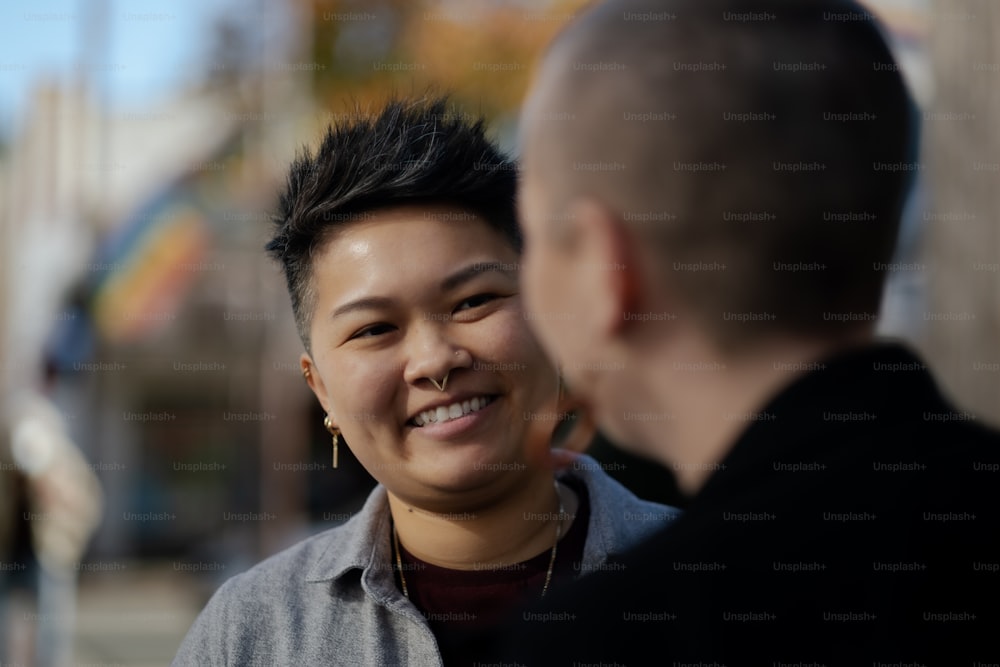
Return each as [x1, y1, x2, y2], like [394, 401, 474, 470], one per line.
[329, 262, 517, 320]
[330, 296, 394, 320]
[440, 261, 518, 292]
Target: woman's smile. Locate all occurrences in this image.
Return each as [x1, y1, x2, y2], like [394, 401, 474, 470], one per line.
[406, 393, 500, 439]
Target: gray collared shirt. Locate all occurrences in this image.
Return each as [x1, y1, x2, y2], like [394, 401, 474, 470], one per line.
[173, 455, 678, 666]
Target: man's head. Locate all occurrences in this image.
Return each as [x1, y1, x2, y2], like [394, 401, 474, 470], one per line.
[269, 97, 520, 352]
[518, 0, 917, 448]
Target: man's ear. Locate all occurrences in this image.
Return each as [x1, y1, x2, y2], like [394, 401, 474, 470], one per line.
[569, 198, 641, 340]
[300, 353, 333, 418]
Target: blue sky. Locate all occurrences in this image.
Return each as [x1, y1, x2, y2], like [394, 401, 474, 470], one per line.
[0, 0, 241, 138]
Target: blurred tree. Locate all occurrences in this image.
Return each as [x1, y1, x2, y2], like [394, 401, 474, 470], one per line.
[299, 0, 587, 123]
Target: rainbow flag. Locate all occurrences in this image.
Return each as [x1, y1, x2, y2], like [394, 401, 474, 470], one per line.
[90, 190, 210, 343]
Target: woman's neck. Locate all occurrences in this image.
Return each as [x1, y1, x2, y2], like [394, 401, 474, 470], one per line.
[387, 475, 579, 570]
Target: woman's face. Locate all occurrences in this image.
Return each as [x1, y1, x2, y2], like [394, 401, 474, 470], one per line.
[302, 205, 561, 510]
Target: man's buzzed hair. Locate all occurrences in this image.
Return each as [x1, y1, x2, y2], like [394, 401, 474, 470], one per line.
[524, 0, 918, 350]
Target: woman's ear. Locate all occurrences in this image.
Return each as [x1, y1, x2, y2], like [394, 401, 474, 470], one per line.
[300, 353, 333, 417]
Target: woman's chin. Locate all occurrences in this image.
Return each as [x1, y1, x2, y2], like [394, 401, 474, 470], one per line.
[412, 448, 525, 496]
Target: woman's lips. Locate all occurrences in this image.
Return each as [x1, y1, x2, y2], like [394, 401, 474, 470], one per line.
[407, 395, 499, 440]
[411, 395, 497, 427]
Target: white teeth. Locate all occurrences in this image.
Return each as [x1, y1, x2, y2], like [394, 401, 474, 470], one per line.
[414, 396, 494, 426]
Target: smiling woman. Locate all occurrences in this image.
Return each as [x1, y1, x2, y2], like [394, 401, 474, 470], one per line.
[304, 205, 554, 503]
[171, 97, 678, 667]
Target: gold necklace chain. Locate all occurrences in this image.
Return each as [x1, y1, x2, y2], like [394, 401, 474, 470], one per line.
[393, 480, 567, 599]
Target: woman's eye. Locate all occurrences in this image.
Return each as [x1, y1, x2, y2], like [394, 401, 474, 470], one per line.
[455, 293, 498, 312]
[350, 323, 394, 339]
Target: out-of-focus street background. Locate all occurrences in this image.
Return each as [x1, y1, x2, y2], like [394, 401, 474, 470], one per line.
[0, 0, 997, 665]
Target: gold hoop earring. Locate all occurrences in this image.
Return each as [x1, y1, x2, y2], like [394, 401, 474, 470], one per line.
[302, 368, 311, 381]
[323, 415, 340, 469]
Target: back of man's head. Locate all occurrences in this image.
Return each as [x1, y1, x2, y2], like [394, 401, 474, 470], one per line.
[523, 0, 918, 351]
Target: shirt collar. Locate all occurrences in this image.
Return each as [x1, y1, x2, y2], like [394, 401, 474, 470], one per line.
[303, 453, 674, 585]
[305, 484, 391, 584]
[562, 453, 679, 568]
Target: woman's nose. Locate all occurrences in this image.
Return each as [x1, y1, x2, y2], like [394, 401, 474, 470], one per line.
[402, 324, 471, 388]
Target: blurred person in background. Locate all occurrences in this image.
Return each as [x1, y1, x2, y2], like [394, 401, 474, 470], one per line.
[173, 96, 679, 666]
[501, 0, 1000, 663]
[1, 384, 102, 666]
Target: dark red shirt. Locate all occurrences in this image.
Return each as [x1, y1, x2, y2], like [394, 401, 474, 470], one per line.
[394, 478, 591, 666]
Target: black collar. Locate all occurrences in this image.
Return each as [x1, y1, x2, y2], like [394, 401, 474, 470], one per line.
[690, 341, 946, 506]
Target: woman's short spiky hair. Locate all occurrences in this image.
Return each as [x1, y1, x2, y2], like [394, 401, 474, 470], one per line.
[267, 97, 520, 350]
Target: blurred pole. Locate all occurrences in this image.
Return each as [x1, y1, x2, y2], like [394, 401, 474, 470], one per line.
[36, 571, 76, 667]
[919, 0, 1000, 426]
[254, 0, 315, 556]
[82, 0, 111, 229]
[27, 1, 116, 666]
